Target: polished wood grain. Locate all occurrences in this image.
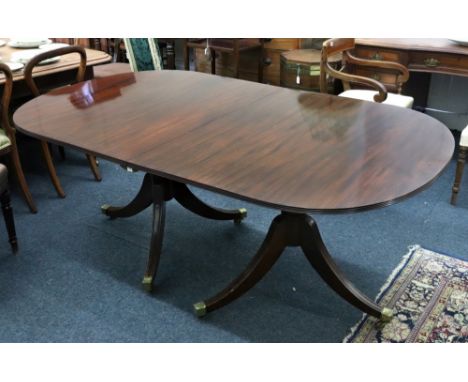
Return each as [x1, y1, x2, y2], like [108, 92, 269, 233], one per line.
[13, 70, 454, 213]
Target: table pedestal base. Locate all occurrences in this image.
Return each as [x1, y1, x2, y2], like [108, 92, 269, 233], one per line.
[102, 173, 392, 321]
[101, 173, 246, 292]
[194, 211, 392, 321]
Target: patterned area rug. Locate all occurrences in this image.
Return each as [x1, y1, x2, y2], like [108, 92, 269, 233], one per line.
[344, 245, 468, 343]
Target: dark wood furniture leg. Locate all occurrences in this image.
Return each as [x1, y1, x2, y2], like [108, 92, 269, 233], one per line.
[101, 173, 153, 219]
[173, 183, 246, 222]
[193, 211, 392, 321]
[232, 40, 240, 79]
[142, 177, 166, 291]
[183, 39, 190, 71]
[58, 146, 66, 160]
[210, 48, 216, 75]
[258, 40, 264, 83]
[8, 145, 37, 213]
[1, 189, 18, 253]
[86, 154, 102, 181]
[451, 146, 467, 205]
[165, 41, 176, 70]
[102, 173, 247, 291]
[40, 140, 65, 198]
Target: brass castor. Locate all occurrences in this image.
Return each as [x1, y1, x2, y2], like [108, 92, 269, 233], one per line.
[101, 204, 111, 215]
[142, 276, 153, 292]
[193, 301, 207, 317]
[234, 208, 247, 224]
[380, 307, 394, 322]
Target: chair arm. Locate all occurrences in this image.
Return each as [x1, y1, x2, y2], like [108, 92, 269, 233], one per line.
[345, 52, 410, 85]
[323, 62, 388, 102]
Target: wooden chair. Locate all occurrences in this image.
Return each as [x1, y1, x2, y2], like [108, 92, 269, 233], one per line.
[91, 38, 132, 79]
[92, 38, 175, 78]
[451, 126, 468, 205]
[23, 46, 101, 198]
[0, 163, 18, 252]
[0, 63, 37, 213]
[183, 38, 264, 82]
[320, 38, 414, 108]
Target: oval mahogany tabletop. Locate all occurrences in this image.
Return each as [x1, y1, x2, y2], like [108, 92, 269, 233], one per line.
[13, 70, 454, 213]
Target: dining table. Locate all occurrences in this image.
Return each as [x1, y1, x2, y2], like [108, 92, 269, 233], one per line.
[12, 70, 454, 321]
[0, 38, 111, 99]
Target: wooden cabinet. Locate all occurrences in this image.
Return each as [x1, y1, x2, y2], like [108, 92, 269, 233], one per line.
[280, 49, 340, 91]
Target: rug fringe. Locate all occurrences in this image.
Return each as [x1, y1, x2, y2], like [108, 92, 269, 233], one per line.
[342, 244, 420, 343]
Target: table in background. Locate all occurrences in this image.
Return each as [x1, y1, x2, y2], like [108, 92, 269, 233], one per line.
[0, 39, 111, 99]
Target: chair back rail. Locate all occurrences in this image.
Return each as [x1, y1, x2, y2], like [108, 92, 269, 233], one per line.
[23, 46, 87, 96]
[0, 63, 15, 141]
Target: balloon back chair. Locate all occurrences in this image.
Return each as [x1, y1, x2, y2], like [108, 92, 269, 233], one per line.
[23, 45, 102, 199]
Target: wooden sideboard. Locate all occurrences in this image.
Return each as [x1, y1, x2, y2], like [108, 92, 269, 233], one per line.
[354, 39, 468, 108]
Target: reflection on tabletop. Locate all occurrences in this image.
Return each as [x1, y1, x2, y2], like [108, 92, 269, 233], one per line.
[47, 72, 137, 109]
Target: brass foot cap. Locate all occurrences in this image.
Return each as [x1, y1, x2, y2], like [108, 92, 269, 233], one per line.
[101, 204, 110, 214]
[193, 301, 207, 317]
[380, 307, 394, 322]
[234, 208, 247, 224]
[142, 276, 153, 292]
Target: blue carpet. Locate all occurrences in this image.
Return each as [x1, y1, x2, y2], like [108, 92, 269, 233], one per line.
[1, 134, 467, 342]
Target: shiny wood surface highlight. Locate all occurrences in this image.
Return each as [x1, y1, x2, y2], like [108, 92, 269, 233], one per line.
[13, 70, 454, 213]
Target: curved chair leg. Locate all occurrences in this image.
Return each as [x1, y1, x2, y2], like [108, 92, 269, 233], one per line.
[193, 214, 288, 316]
[300, 215, 389, 320]
[451, 146, 467, 205]
[9, 147, 37, 213]
[86, 154, 102, 181]
[173, 183, 246, 222]
[101, 173, 153, 219]
[142, 182, 166, 292]
[40, 140, 65, 198]
[1, 189, 18, 253]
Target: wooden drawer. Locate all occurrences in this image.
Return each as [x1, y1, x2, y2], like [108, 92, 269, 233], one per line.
[354, 47, 407, 64]
[354, 68, 399, 88]
[409, 51, 468, 75]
